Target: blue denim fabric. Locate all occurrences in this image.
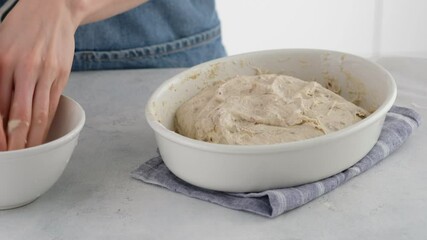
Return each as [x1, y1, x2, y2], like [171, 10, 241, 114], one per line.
[73, 0, 226, 70]
[0, 0, 227, 71]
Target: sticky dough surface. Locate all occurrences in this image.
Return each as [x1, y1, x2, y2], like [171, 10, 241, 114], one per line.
[175, 74, 369, 145]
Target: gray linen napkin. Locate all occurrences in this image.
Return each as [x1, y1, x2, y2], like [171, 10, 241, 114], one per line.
[131, 106, 421, 218]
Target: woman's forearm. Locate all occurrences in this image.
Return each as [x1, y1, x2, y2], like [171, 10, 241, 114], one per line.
[67, 0, 148, 27]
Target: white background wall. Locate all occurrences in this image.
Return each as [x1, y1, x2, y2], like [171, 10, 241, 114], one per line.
[216, 0, 427, 58]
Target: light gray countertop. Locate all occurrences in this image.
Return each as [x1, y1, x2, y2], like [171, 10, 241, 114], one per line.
[0, 57, 426, 240]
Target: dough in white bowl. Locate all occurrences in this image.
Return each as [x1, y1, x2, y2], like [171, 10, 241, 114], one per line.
[175, 74, 369, 145]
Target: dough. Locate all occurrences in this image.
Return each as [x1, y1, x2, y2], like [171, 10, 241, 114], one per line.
[175, 74, 369, 145]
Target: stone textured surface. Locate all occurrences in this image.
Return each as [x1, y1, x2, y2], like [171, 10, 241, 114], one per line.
[0, 59, 426, 239]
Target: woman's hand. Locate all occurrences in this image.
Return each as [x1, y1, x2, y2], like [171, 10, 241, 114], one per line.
[0, 0, 148, 151]
[0, 0, 77, 151]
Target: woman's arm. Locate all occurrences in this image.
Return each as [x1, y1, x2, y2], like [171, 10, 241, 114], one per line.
[70, 0, 149, 25]
[0, 0, 148, 151]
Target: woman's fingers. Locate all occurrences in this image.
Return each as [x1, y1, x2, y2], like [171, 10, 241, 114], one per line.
[0, 55, 13, 151]
[27, 60, 58, 147]
[26, 79, 53, 148]
[0, 57, 13, 125]
[28, 59, 69, 147]
[47, 80, 62, 134]
[7, 64, 38, 151]
[0, 116, 7, 151]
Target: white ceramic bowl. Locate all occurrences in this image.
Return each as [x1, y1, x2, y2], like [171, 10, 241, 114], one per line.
[0, 96, 85, 209]
[146, 49, 396, 192]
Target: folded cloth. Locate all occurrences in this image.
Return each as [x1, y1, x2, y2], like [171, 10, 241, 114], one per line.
[131, 106, 421, 218]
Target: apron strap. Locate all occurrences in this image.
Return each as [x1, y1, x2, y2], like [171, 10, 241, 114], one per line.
[0, 0, 18, 22]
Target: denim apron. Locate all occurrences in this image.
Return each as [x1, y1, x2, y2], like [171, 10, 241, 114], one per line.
[0, 0, 227, 71]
